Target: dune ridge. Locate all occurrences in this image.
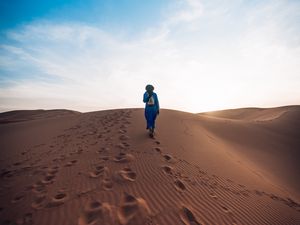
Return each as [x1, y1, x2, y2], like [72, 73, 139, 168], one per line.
[0, 106, 299, 224]
[0, 109, 80, 124]
[200, 105, 299, 121]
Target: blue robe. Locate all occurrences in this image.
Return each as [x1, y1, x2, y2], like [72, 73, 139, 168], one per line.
[143, 92, 159, 129]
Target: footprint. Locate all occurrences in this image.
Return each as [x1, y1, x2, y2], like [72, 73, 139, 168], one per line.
[119, 135, 129, 141]
[120, 125, 127, 129]
[95, 165, 105, 171]
[13, 161, 23, 166]
[76, 149, 83, 155]
[115, 168, 137, 182]
[180, 206, 201, 225]
[163, 154, 174, 162]
[154, 147, 162, 153]
[283, 198, 300, 211]
[119, 129, 126, 134]
[47, 166, 59, 175]
[122, 142, 130, 147]
[89, 166, 107, 178]
[113, 153, 134, 163]
[117, 192, 150, 225]
[78, 201, 114, 225]
[41, 174, 55, 184]
[116, 143, 126, 149]
[47, 192, 67, 208]
[0, 170, 14, 179]
[52, 158, 60, 163]
[31, 194, 46, 209]
[21, 151, 27, 155]
[11, 192, 25, 203]
[32, 182, 47, 194]
[97, 149, 103, 154]
[161, 165, 173, 175]
[100, 156, 109, 161]
[174, 179, 186, 192]
[102, 178, 113, 190]
[97, 147, 109, 154]
[64, 160, 78, 167]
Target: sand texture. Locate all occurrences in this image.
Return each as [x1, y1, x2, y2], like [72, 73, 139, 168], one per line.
[0, 106, 299, 225]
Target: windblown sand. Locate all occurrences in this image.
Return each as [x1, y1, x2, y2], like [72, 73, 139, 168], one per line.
[0, 106, 299, 225]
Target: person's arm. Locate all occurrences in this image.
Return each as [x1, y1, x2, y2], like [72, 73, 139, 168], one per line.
[143, 92, 150, 103]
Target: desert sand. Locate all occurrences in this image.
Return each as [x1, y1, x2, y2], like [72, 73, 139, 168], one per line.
[0, 106, 299, 225]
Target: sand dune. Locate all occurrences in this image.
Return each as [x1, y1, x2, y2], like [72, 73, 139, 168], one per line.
[199, 106, 300, 198]
[0, 109, 80, 124]
[200, 105, 299, 121]
[0, 106, 299, 225]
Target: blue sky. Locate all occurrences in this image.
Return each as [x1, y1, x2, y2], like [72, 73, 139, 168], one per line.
[0, 0, 300, 112]
[0, 0, 171, 33]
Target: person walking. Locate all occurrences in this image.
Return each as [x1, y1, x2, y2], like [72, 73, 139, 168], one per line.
[143, 84, 160, 137]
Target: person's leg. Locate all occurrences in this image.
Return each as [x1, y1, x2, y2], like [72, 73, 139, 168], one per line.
[152, 112, 157, 129]
[148, 108, 157, 136]
[145, 109, 150, 129]
[148, 108, 155, 129]
[145, 108, 157, 136]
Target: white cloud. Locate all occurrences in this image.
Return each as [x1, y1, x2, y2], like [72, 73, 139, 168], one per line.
[168, 0, 204, 23]
[0, 0, 300, 113]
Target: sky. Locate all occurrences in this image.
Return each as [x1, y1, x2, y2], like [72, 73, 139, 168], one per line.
[0, 0, 300, 113]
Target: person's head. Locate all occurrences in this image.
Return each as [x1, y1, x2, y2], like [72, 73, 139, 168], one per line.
[145, 84, 154, 93]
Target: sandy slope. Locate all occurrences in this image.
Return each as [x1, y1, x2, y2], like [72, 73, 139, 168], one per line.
[0, 107, 299, 225]
[199, 106, 300, 199]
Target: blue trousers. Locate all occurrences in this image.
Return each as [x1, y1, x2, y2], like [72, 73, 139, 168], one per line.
[144, 107, 157, 129]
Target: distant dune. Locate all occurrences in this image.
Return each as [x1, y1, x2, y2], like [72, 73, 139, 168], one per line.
[0, 106, 299, 225]
[200, 105, 300, 121]
[0, 109, 80, 124]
